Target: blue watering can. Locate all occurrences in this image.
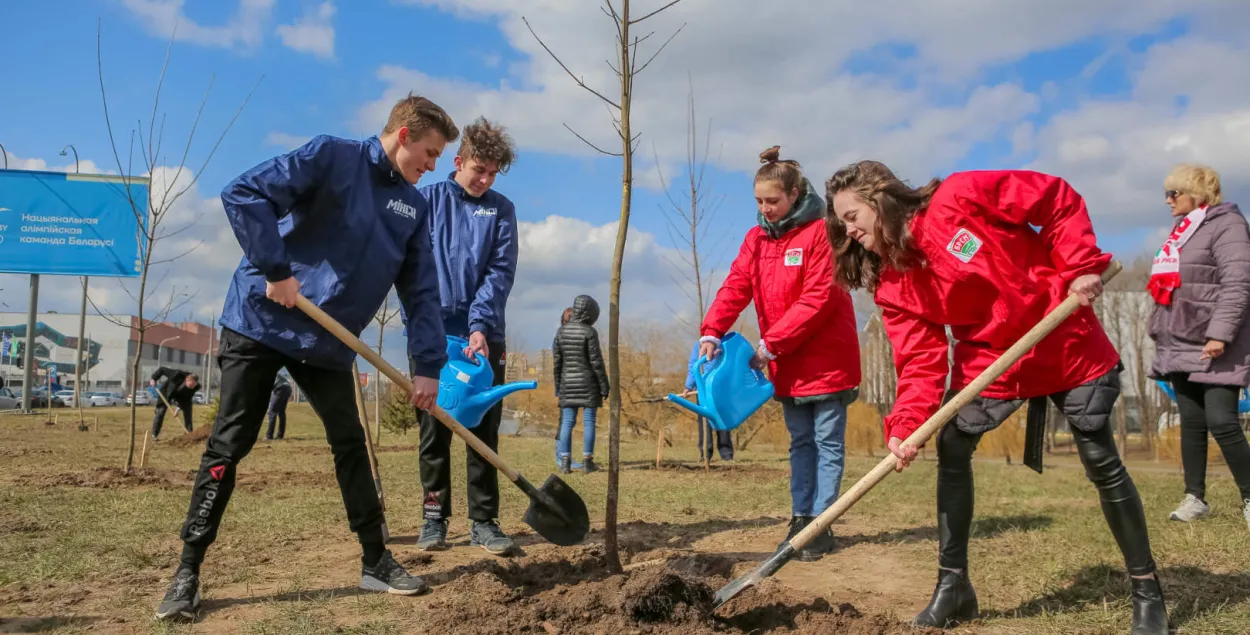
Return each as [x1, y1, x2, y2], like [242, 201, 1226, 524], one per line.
[666, 332, 775, 431]
[1155, 379, 1250, 413]
[437, 336, 538, 428]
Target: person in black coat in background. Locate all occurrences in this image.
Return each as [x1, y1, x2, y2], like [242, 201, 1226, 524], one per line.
[552, 295, 610, 474]
[265, 374, 293, 440]
[150, 367, 200, 439]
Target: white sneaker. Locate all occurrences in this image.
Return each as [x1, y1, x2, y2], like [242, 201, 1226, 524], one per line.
[1168, 493, 1210, 522]
[1242, 499, 1250, 532]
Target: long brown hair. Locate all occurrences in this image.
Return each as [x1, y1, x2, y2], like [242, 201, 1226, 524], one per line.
[824, 160, 942, 291]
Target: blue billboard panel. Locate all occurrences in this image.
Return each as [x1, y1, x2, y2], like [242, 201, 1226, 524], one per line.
[0, 169, 150, 277]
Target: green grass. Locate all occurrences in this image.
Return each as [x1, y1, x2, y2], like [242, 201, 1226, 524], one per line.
[1, 405, 1248, 633]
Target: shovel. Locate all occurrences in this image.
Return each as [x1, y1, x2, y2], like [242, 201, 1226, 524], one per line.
[712, 261, 1123, 610]
[295, 295, 591, 547]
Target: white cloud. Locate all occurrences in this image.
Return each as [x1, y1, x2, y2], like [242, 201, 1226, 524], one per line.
[266, 132, 312, 150]
[120, 0, 276, 50]
[275, 1, 336, 60]
[1027, 36, 1250, 231]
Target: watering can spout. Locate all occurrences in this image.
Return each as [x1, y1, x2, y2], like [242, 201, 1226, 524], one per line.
[475, 381, 539, 408]
[666, 393, 715, 421]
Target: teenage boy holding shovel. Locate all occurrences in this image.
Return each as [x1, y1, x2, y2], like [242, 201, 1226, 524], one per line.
[155, 93, 458, 622]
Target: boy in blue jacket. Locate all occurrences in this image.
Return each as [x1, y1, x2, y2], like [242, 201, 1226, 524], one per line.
[155, 93, 458, 622]
[411, 117, 520, 556]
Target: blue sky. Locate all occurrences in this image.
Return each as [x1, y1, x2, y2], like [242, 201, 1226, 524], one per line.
[2, 0, 1248, 373]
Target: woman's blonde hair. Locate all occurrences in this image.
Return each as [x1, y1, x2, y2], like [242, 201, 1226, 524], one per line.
[1164, 164, 1222, 206]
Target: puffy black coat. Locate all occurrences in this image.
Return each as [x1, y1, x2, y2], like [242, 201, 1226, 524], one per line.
[553, 295, 610, 408]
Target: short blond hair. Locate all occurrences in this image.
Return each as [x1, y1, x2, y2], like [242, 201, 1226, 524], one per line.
[1164, 163, 1222, 206]
[383, 91, 459, 143]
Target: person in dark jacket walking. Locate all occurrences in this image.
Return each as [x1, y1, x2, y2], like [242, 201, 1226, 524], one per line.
[411, 117, 520, 557]
[553, 295, 610, 474]
[1147, 163, 1250, 532]
[150, 367, 200, 439]
[679, 339, 733, 461]
[154, 93, 457, 622]
[265, 374, 293, 441]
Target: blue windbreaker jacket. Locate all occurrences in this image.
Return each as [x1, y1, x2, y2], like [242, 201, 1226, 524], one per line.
[218, 134, 447, 377]
[415, 173, 519, 342]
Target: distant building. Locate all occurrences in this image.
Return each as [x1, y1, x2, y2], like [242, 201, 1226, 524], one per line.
[0, 312, 218, 395]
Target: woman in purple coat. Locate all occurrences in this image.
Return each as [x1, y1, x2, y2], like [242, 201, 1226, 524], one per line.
[1148, 163, 1250, 531]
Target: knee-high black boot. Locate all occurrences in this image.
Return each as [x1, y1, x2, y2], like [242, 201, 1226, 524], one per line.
[1074, 426, 1169, 635]
[915, 425, 981, 628]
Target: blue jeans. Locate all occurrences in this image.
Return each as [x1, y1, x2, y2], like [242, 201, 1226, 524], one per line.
[782, 398, 848, 516]
[558, 407, 597, 458]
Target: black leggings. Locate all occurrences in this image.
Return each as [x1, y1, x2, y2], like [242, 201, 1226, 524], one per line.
[1171, 374, 1250, 501]
[935, 377, 1156, 577]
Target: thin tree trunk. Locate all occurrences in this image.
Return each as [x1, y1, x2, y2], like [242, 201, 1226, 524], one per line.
[603, 0, 633, 575]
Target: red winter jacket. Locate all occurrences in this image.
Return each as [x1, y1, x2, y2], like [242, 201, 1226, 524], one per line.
[875, 170, 1120, 442]
[702, 208, 861, 399]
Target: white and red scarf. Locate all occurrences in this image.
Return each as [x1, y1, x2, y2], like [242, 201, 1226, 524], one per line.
[1148, 206, 1208, 305]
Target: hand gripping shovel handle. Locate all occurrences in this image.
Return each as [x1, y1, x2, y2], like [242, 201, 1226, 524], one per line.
[713, 261, 1122, 609]
[294, 295, 521, 482]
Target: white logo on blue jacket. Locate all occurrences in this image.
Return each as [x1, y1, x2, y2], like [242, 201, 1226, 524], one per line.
[387, 198, 417, 219]
[472, 207, 497, 217]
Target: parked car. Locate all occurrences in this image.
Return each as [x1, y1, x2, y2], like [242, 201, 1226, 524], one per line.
[54, 390, 75, 407]
[193, 393, 206, 405]
[126, 391, 153, 407]
[0, 387, 18, 410]
[20, 390, 50, 408]
[88, 392, 125, 407]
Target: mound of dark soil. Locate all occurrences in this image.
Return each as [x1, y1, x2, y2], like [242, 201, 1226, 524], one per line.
[422, 547, 937, 635]
[165, 426, 211, 448]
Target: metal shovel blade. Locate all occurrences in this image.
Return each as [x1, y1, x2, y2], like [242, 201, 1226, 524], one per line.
[519, 473, 591, 547]
[712, 544, 794, 610]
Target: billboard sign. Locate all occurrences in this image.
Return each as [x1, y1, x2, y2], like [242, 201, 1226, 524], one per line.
[0, 169, 149, 277]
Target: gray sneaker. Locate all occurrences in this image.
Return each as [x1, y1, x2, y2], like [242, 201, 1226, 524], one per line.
[416, 519, 448, 551]
[470, 520, 515, 556]
[1168, 493, 1210, 522]
[1242, 499, 1250, 532]
[360, 550, 428, 596]
[154, 567, 200, 622]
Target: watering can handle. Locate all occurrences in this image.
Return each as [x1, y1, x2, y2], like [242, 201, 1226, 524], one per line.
[294, 295, 521, 482]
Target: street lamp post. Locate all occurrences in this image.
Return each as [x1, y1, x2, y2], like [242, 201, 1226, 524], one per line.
[61, 144, 87, 416]
[59, 145, 79, 174]
[1, 142, 8, 169]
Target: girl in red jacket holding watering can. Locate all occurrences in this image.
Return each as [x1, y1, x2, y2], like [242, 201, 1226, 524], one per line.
[699, 146, 861, 562]
[826, 160, 1168, 634]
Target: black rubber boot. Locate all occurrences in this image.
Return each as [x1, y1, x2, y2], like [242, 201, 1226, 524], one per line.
[558, 455, 572, 475]
[1130, 573, 1169, 635]
[913, 568, 979, 629]
[797, 521, 833, 562]
[777, 515, 809, 551]
[582, 456, 599, 474]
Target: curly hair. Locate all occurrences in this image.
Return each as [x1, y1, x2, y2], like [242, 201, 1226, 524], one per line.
[457, 117, 517, 174]
[825, 160, 941, 291]
[755, 145, 804, 195]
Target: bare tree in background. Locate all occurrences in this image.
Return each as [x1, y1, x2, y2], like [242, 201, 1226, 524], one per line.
[524, 0, 686, 573]
[372, 294, 401, 439]
[654, 75, 726, 327]
[94, 21, 261, 473]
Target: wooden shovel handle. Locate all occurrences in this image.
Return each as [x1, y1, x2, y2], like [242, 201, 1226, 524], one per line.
[294, 295, 521, 482]
[790, 261, 1123, 548]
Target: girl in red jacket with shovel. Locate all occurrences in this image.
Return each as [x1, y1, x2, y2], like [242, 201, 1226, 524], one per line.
[825, 161, 1168, 634]
[700, 146, 861, 563]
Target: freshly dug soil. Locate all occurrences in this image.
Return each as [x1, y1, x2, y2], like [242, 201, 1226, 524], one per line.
[165, 425, 211, 447]
[14, 466, 335, 492]
[423, 546, 937, 635]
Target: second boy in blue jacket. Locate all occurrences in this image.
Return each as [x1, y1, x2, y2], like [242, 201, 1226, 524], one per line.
[155, 93, 459, 622]
[411, 117, 520, 556]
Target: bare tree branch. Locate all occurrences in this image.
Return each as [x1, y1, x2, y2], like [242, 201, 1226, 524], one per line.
[633, 23, 685, 75]
[564, 123, 623, 156]
[522, 16, 622, 111]
[148, 241, 203, 266]
[629, 0, 684, 25]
